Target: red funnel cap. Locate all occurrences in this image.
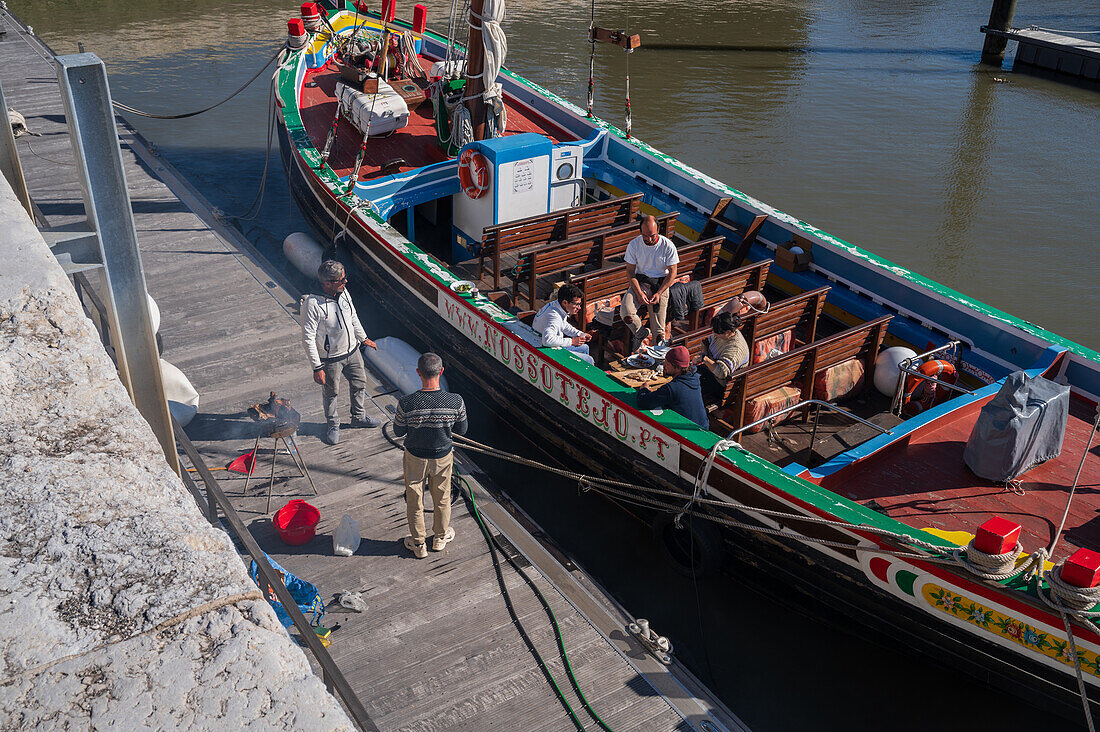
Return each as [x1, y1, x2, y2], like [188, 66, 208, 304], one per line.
[227, 449, 256, 475]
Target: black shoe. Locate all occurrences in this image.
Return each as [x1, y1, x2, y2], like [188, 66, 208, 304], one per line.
[631, 326, 651, 352]
[351, 415, 380, 428]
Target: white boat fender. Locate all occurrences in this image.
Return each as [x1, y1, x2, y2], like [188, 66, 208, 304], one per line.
[160, 358, 200, 427]
[283, 232, 326, 279]
[361, 336, 449, 396]
[146, 292, 161, 334]
[873, 346, 918, 397]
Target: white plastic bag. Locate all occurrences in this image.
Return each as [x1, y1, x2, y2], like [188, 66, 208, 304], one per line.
[333, 514, 361, 556]
[338, 591, 367, 613]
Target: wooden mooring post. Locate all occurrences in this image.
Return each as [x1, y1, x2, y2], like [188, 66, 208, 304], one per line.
[981, 0, 1019, 65]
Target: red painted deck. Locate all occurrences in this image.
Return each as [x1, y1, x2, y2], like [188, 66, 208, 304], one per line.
[831, 396, 1100, 559]
[298, 56, 572, 182]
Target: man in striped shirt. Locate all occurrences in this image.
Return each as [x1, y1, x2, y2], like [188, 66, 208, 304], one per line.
[392, 353, 468, 559]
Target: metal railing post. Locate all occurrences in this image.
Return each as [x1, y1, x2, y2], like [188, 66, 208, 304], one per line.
[0, 77, 34, 219]
[55, 54, 179, 474]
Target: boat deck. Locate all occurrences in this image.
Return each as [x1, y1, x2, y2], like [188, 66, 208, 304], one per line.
[3, 14, 741, 730]
[298, 57, 573, 181]
[831, 395, 1100, 559]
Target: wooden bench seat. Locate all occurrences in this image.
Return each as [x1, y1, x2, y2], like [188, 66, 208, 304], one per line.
[478, 193, 642, 289]
[510, 213, 678, 311]
[682, 259, 773, 331]
[673, 286, 830, 360]
[711, 315, 892, 435]
[700, 197, 770, 270]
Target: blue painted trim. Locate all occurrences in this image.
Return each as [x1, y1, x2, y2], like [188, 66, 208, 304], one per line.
[783, 462, 808, 476]
[352, 159, 460, 219]
[808, 345, 1069, 480]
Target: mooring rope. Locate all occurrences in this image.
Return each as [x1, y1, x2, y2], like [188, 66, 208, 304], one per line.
[1027, 25, 1100, 35]
[111, 46, 284, 120]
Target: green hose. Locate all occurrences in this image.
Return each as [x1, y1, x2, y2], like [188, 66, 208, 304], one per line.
[459, 475, 615, 732]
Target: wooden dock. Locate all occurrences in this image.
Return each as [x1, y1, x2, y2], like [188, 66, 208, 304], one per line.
[982, 26, 1100, 81]
[1, 7, 745, 730]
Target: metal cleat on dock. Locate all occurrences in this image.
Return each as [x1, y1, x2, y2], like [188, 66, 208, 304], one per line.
[628, 618, 674, 665]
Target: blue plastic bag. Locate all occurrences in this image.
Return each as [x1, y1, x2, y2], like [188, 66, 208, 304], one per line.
[249, 553, 325, 628]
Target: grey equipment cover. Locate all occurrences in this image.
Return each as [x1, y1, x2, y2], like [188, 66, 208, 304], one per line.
[964, 370, 1070, 482]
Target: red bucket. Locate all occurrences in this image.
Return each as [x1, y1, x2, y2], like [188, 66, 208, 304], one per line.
[273, 500, 320, 545]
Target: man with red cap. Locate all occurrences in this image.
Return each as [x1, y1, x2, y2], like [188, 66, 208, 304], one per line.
[636, 345, 709, 429]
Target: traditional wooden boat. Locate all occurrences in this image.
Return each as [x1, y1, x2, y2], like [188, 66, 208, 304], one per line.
[274, 1, 1100, 722]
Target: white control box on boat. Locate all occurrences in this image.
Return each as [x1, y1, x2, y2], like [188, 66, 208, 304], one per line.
[452, 133, 582, 261]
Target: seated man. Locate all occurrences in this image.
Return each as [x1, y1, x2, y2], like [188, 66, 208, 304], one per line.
[621, 215, 679, 351]
[532, 283, 594, 364]
[636, 345, 708, 429]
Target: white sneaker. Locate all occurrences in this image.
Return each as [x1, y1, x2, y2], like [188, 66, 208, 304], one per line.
[432, 527, 455, 552]
[404, 537, 427, 559]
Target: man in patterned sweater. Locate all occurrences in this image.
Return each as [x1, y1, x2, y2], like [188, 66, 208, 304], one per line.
[392, 353, 468, 559]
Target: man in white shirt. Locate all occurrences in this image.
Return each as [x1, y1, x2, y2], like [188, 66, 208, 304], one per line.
[532, 283, 594, 365]
[621, 215, 679, 350]
[301, 260, 379, 445]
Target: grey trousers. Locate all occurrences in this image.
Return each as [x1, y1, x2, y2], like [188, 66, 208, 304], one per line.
[320, 349, 368, 426]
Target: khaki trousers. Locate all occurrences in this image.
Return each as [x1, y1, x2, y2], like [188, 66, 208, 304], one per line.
[403, 449, 453, 544]
[620, 286, 671, 341]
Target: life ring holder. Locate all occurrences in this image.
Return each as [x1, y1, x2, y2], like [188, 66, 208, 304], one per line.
[902, 359, 958, 415]
[458, 148, 490, 199]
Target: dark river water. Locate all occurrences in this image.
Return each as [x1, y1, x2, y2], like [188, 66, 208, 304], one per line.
[10, 0, 1099, 728]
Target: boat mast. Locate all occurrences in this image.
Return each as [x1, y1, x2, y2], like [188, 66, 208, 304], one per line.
[463, 0, 487, 140]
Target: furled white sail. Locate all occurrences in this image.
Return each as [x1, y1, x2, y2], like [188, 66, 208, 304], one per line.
[480, 0, 508, 137]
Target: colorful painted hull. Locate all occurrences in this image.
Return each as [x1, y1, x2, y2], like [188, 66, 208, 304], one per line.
[274, 6, 1100, 719]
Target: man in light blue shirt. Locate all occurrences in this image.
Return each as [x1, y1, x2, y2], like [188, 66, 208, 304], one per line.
[532, 283, 594, 365]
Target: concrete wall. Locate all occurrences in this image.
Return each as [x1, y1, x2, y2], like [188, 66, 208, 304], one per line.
[0, 174, 353, 730]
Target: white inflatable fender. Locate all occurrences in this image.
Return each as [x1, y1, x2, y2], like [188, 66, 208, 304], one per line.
[362, 337, 449, 396]
[283, 232, 325, 279]
[160, 358, 200, 427]
[146, 292, 160, 334]
[874, 346, 919, 397]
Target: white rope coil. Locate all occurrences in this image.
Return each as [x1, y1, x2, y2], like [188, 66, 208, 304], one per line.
[302, 11, 322, 32]
[287, 31, 309, 51]
[1047, 565, 1100, 613]
[957, 540, 1024, 580]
